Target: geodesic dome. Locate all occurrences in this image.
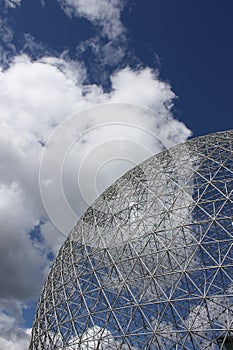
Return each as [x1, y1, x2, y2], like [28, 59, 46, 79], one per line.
[30, 130, 233, 349]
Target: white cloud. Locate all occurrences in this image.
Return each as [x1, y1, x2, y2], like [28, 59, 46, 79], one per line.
[0, 53, 191, 346]
[0, 54, 90, 298]
[111, 66, 174, 109]
[0, 327, 31, 350]
[0, 299, 31, 350]
[0, 52, 191, 243]
[0, 0, 192, 347]
[0, 55, 87, 346]
[59, 0, 126, 40]
[0, 183, 46, 300]
[39, 67, 191, 234]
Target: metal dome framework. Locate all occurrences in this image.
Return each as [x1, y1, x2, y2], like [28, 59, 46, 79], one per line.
[30, 130, 233, 349]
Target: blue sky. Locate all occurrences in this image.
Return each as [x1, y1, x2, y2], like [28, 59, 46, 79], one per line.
[0, 0, 232, 348]
[129, 1, 233, 134]
[3, 0, 232, 135]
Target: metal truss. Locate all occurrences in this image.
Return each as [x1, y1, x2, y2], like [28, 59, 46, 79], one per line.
[30, 130, 233, 349]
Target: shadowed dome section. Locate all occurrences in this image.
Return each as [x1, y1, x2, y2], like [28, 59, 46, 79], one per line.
[30, 130, 233, 349]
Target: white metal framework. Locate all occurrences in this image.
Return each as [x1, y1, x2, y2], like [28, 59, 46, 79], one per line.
[30, 130, 233, 349]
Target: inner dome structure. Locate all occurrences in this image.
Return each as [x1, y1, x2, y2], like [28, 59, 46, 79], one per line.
[30, 130, 233, 350]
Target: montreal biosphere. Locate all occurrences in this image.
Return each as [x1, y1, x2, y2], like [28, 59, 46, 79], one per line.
[30, 130, 233, 350]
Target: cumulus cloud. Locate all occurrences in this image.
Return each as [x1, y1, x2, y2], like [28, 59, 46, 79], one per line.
[0, 183, 46, 300]
[0, 50, 191, 347]
[0, 327, 31, 350]
[0, 0, 193, 348]
[39, 66, 191, 234]
[111, 67, 174, 108]
[0, 52, 191, 250]
[0, 52, 191, 290]
[0, 299, 31, 350]
[0, 55, 86, 347]
[0, 54, 87, 255]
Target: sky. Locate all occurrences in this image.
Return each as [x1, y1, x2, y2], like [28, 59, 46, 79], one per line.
[0, 0, 232, 349]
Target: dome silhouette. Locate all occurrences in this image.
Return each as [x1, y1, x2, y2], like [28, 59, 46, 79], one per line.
[30, 130, 233, 349]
